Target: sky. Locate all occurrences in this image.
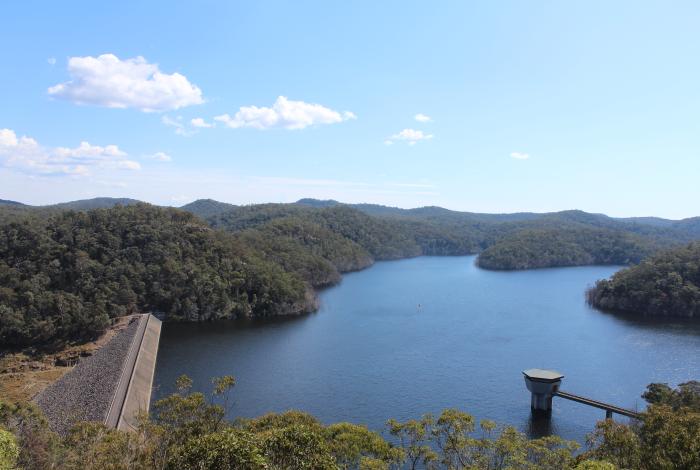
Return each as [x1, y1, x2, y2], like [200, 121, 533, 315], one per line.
[1, 1, 699, 218]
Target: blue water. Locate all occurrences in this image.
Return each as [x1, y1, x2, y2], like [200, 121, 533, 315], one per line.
[153, 256, 700, 444]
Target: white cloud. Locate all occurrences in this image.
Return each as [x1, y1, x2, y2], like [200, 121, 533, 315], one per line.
[47, 57, 56, 65]
[0, 128, 140, 176]
[54, 141, 126, 159]
[116, 160, 142, 170]
[190, 117, 213, 128]
[214, 96, 355, 130]
[385, 128, 434, 145]
[414, 113, 432, 122]
[162, 115, 196, 136]
[510, 152, 530, 160]
[48, 53, 203, 112]
[148, 151, 172, 162]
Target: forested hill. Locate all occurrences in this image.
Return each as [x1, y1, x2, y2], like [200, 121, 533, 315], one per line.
[476, 228, 654, 270]
[3, 198, 700, 348]
[0, 205, 312, 349]
[191, 203, 477, 287]
[188, 198, 700, 271]
[4, 197, 700, 273]
[587, 242, 700, 318]
[0, 199, 25, 206]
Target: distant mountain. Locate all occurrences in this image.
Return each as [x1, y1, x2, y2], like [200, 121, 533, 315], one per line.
[0, 199, 26, 206]
[615, 216, 675, 227]
[671, 217, 700, 237]
[180, 199, 238, 219]
[5, 195, 700, 272]
[295, 198, 340, 208]
[50, 197, 143, 210]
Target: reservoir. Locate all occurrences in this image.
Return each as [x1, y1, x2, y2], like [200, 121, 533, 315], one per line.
[153, 256, 700, 444]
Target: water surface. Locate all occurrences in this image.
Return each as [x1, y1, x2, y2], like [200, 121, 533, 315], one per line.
[153, 256, 700, 443]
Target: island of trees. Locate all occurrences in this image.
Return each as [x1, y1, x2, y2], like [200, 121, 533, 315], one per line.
[587, 241, 700, 318]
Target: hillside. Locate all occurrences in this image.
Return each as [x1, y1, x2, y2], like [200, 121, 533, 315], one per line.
[4, 197, 700, 274]
[3, 198, 700, 348]
[180, 199, 237, 218]
[587, 242, 700, 318]
[0, 204, 311, 349]
[184, 198, 700, 271]
[50, 197, 142, 210]
[0, 199, 25, 206]
[477, 227, 654, 270]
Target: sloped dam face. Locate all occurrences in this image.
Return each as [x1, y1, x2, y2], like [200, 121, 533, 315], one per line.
[153, 256, 700, 444]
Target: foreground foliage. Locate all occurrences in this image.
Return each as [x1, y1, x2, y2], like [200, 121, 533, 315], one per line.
[2, 377, 698, 469]
[584, 381, 700, 469]
[587, 242, 700, 317]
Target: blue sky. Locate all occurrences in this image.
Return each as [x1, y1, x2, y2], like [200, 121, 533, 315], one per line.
[1, 1, 699, 218]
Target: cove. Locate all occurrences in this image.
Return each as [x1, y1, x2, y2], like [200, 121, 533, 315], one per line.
[152, 256, 700, 444]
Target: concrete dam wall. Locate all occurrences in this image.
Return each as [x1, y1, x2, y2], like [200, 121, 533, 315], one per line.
[36, 314, 162, 434]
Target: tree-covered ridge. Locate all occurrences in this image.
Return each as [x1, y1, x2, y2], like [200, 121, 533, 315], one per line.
[7, 196, 700, 272]
[0, 205, 311, 349]
[586, 242, 700, 318]
[3, 197, 700, 349]
[202, 204, 460, 260]
[477, 228, 655, 270]
[179, 199, 238, 219]
[236, 217, 373, 288]
[197, 200, 698, 271]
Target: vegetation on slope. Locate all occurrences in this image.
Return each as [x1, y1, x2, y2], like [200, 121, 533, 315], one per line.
[295, 200, 700, 270]
[477, 228, 654, 270]
[0, 204, 311, 350]
[6, 196, 700, 273]
[1, 376, 697, 469]
[236, 217, 373, 287]
[584, 381, 700, 470]
[587, 242, 700, 318]
[3, 197, 700, 349]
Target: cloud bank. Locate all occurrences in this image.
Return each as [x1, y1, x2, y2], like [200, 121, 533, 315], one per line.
[215, 96, 355, 130]
[48, 54, 203, 112]
[0, 128, 140, 176]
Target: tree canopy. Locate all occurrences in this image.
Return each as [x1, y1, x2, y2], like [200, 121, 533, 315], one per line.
[587, 242, 700, 317]
[0, 205, 310, 349]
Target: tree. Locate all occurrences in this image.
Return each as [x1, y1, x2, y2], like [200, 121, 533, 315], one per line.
[0, 428, 19, 470]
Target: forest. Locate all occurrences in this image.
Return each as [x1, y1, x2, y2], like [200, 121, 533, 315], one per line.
[587, 241, 700, 318]
[476, 228, 654, 270]
[3, 197, 700, 348]
[0, 205, 311, 350]
[1, 376, 698, 469]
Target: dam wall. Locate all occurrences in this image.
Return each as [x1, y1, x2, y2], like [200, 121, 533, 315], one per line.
[104, 314, 162, 431]
[37, 313, 162, 434]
